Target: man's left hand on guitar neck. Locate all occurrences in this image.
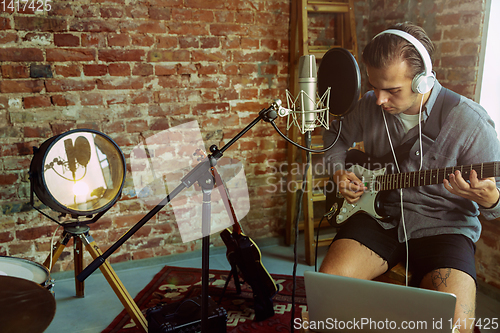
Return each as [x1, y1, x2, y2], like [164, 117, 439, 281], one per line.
[443, 169, 500, 209]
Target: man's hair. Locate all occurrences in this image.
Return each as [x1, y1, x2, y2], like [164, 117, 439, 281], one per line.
[362, 22, 435, 79]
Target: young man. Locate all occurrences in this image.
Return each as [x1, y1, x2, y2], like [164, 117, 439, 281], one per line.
[321, 22, 500, 333]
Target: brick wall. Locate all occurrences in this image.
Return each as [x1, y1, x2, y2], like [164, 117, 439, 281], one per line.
[1, 0, 499, 291]
[0, 0, 290, 272]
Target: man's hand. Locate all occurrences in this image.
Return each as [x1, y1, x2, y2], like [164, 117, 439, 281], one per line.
[333, 169, 367, 204]
[443, 170, 500, 208]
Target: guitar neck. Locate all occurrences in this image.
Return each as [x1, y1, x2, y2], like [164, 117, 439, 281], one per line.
[376, 162, 500, 191]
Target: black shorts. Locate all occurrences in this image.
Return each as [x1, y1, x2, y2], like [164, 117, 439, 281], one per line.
[333, 214, 477, 287]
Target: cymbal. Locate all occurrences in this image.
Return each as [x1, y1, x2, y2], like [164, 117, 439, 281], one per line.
[0, 276, 56, 333]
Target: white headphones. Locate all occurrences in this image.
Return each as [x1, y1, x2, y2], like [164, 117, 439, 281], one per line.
[375, 29, 435, 94]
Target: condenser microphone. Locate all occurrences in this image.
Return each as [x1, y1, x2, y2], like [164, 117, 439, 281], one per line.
[298, 55, 318, 132]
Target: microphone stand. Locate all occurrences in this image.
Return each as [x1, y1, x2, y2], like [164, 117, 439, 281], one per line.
[77, 101, 280, 332]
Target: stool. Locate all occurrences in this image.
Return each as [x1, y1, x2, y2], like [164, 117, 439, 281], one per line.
[374, 262, 411, 285]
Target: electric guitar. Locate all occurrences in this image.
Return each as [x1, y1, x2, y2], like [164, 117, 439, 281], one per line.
[328, 149, 500, 225]
[193, 150, 277, 321]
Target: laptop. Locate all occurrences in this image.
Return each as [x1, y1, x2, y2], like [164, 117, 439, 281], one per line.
[303, 271, 457, 332]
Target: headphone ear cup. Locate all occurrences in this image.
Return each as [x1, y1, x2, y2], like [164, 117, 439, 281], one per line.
[412, 72, 436, 94]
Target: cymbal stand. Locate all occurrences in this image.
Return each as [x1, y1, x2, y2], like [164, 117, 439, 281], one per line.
[44, 224, 148, 333]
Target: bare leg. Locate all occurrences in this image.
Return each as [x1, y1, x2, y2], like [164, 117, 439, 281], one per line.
[420, 268, 476, 333]
[319, 238, 388, 280]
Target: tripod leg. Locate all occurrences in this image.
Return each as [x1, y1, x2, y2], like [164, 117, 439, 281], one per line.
[74, 236, 85, 297]
[80, 233, 148, 333]
[43, 230, 72, 270]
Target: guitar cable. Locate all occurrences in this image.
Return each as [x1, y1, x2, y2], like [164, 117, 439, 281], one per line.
[381, 93, 425, 287]
[290, 155, 310, 332]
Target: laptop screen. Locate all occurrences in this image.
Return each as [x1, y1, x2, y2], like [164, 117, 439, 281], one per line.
[303, 271, 456, 332]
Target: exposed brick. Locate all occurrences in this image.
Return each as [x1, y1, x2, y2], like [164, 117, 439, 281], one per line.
[83, 64, 108, 76]
[81, 33, 106, 47]
[192, 50, 228, 62]
[196, 63, 218, 75]
[54, 65, 81, 77]
[0, 173, 18, 185]
[107, 33, 130, 46]
[45, 79, 96, 92]
[441, 55, 477, 68]
[155, 64, 177, 76]
[148, 7, 170, 20]
[1, 65, 30, 79]
[51, 94, 77, 106]
[46, 48, 96, 62]
[100, 6, 125, 18]
[157, 36, 178, 49]
[126, 119, 149, 133]
[0, 17, 11, 30]
[105, 94, 126, 106]
[73, 4, 98, 18]
[130, 91, 153, 104]
[0, 80, 44, 93]
[54, 33, 80, 47]
[108, 63, 131, 76]
[210, 23, 248, 36]
[179, 36, 199, 48]
[15, 16, 67, 32]
[120, 21, 167, 34]
[48, 3, 74, 16]
[24, 95, 52, 109]
[70, 19, 119, 32]
[0, 48, 44, 62]
[147, 50, 190, 62]
[99, 50, 145, 62]
[150, 117, 170, 131]
[16, 226, 55, 241]
[125, 6, 149, 19]
[96, 78, 144, 90]
[80, 93, 103, 106]
[201, 37, 220, 48]
[23, 126, 53, 138]
[184, 0, 225, 9]
[0, 31, 17, 44]
[168, 22, 208, 35]
[131, 34, 155, 47]
[30, 64, 53, 78]
[132, 63, 154, 76]
[0, 231, 14, 243]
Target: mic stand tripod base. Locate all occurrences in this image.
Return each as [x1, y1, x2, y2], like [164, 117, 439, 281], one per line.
[44, 225, 148, 333]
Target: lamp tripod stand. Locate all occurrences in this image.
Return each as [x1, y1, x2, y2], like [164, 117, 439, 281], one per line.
[43, 223, 148, 333]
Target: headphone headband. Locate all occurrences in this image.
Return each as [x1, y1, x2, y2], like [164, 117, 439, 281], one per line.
[375, 29, 435, 94]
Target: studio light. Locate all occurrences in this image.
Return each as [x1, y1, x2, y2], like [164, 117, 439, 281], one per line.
[29, 129, 126, 219]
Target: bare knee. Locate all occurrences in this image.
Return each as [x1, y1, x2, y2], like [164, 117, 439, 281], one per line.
[319, 238, 388, 280]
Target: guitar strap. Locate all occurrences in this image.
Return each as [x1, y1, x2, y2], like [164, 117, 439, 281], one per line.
[388, 87, 461, 164]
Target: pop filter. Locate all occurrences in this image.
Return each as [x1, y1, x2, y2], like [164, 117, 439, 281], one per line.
[318, 48, 361, 118]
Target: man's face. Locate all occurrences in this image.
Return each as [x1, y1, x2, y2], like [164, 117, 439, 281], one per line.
[366, 61, 423, 115]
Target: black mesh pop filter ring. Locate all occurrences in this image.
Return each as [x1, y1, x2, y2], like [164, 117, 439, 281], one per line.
[318, 48, 361, 118]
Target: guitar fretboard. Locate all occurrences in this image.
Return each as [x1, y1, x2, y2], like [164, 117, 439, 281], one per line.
[375, 162, 500, 191]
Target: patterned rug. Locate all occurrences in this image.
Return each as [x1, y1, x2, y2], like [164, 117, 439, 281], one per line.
[102, 266, 306, 333]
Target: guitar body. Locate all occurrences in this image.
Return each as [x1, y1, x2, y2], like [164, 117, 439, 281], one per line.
[326, 149, 395, 226]
[331, 165, 387, 225]
[220, 228, 277, 321]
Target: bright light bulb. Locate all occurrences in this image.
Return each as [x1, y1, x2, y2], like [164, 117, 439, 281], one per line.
[73, 181, 89, 196]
